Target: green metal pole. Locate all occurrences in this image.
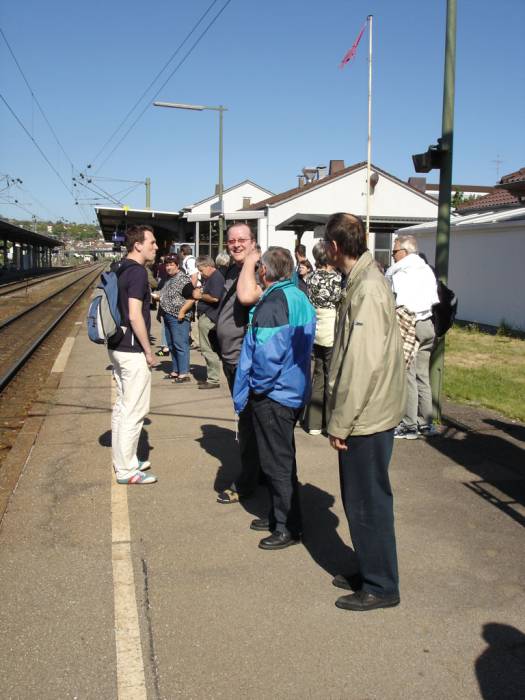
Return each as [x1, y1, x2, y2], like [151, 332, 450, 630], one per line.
[218, 106, 224, 253]
[430, 0, 457, 423]
[145, 177, 151, 208]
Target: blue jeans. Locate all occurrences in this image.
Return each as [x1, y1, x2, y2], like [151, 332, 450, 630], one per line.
[164, 314, 190, 375]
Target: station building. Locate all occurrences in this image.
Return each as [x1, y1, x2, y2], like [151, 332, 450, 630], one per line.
[96, 161, 442, 268]
[0, 219, 64, 280]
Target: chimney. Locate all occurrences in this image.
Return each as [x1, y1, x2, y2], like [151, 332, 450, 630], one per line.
[297, 175, 305, 188]
[317, 165, 328, 179]
[408, 177, 427, 192]
[329, 160, 345, 176]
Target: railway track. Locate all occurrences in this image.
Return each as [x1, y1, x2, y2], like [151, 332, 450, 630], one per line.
[0, 265, 92, 297]
[0, 263, 105, 391]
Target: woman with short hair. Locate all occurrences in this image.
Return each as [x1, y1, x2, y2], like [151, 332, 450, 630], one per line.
[158, 254, 194, 383]
[303, 241, 342, 435]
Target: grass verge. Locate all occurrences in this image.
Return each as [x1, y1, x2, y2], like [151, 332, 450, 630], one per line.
[444, 325, 525, 421]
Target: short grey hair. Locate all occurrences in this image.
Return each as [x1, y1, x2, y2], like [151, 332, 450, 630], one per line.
[395, 234, 418, 254]
[215, 251, 230, 267]
[312, 240, 328, 267]
[196, 255, 215, 268]
[261, 246, 294, 282]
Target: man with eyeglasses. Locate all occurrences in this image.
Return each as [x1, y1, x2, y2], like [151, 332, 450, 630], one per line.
[214, 223, 262, 504]
[386, 234, 439, 439]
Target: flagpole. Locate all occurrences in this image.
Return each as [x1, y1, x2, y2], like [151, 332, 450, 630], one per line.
[366, 14, 374, 253]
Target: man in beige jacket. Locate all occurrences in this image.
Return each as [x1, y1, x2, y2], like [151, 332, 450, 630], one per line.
[325, 213, 406, 612]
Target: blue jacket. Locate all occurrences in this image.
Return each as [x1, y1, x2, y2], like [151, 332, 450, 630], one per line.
[233, 280, 316, 413]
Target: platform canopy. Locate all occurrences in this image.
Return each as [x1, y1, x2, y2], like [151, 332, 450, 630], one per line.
[95, 206, 183, 244]
[275, 213, 436, 236]
[0, 219, 64, 247]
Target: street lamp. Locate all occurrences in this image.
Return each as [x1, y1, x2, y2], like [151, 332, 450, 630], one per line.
[153, 100, 228, 252]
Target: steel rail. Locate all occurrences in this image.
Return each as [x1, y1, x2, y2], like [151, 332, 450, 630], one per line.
[0, 264, 105, 331]
[0, 264, 93, 297]
[0, 265, 103, 392]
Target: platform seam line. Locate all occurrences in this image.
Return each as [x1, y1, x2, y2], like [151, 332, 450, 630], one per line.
[111, 382, 148, 700]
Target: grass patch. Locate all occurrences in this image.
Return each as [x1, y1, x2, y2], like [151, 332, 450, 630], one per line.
[444, 326, 525, 421]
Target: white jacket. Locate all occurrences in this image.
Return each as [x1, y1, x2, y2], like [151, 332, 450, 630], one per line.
[385, 254, 438, 320]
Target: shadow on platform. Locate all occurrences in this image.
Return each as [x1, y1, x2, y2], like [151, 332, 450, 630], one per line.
[475, 622, 525, 699]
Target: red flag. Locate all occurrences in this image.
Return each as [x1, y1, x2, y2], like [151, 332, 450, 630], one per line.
[339, 21, 367, 69]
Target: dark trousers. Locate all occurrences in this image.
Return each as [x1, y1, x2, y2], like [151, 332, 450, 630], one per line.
[222, 362, 260, 496]
[250, 394, 302, 536]
[338, 429, 399, 597]
[303, 344, 332, 432]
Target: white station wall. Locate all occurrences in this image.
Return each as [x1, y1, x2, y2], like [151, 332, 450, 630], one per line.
[417, 224, 525, 331]
[191, 182, 272, 215]
[261, 168, 438, 259]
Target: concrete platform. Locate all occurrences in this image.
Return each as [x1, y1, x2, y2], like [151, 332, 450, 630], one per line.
[0, 318, 524, 699]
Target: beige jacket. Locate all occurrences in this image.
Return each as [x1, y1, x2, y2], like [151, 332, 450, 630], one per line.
[327, 251, 407, 439]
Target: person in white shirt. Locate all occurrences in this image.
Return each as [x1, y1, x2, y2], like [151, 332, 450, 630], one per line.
[179, 244, 199, 286]
[386, 234, 439, 439]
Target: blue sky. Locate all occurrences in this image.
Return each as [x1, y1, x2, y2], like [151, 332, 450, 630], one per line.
[1, 0, 524, 224]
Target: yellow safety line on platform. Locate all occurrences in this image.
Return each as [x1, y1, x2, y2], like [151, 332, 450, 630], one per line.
[111, 383, 147, 700]
[51, 337, 75, 373]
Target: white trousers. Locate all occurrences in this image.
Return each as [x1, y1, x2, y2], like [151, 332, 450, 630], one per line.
[109, 349, 151, 478]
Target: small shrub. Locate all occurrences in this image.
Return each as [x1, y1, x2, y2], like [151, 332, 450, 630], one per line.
[466, 322, 479, 333]
[497, 319, 514, 337]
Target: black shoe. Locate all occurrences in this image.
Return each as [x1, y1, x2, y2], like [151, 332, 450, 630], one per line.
[198, 382, 220, 390]
[332, 573, 363, 591]
[258, 531, 300, 550]
[335, 590, 400, 612]
[250, 518, 271, 531]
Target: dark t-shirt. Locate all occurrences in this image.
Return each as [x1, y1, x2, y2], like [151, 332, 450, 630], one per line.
[198, 269, 225, 323]
[110, 258, 151, 353]
[215, 264, 251, 365]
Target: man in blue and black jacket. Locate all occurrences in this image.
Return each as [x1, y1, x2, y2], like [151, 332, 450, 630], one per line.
[233, 247, 316, 550]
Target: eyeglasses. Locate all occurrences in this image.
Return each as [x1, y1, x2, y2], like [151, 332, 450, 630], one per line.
[227, 238, 251, 246]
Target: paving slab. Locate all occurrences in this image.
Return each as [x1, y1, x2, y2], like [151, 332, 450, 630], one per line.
[0, 320, 524, 699]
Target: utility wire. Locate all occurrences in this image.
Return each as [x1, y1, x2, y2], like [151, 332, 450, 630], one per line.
[0, 92, 75, 198]
[96, 0, 233, 173]
[89, 0, 222, 168]
[0, 27, 76, 170]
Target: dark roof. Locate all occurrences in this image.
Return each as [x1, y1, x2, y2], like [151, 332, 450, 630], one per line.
[426, 183, 494, 193]
[247, 162, 438, 210]
[455, 188, 520, 213]
[499, 168, 525, 186]
[0, 219, 64, 247]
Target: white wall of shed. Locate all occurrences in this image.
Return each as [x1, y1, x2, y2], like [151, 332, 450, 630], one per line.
[416, 223, 525, 331]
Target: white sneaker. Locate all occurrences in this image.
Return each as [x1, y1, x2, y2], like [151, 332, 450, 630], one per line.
[308, 429, 322, 435]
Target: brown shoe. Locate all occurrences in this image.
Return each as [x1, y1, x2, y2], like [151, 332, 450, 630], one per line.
[198, 382, 220, 390]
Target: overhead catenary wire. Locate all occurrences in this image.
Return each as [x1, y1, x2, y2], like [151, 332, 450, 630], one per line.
[0, 92, 75, 199]
[0, 27, 76, 171]
[89, 0, 222, 169]
[95, 0, 234, 173]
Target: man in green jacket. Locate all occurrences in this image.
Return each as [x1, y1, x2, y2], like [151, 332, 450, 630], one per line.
[325, 213, 406, 612]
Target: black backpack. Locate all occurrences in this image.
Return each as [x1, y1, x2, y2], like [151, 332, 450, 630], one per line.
[432, 279, 458, 337]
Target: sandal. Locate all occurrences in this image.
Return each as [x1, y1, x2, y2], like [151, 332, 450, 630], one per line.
[164, 372, 178, 380]
[173, 375, 191, 384]
[155, 348, 170, 357]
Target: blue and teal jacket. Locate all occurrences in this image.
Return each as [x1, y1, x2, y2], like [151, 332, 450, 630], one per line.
[233, 280, 316, 413]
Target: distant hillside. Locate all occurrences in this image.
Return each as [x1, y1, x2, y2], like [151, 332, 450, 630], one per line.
[5, 218, 102, 241]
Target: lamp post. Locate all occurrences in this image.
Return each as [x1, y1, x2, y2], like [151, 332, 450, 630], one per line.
[153, 101, 228, 252]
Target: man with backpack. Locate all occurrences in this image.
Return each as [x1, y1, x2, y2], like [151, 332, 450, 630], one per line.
[386, 234, 439, 439]
[108, 225, 159, 484]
